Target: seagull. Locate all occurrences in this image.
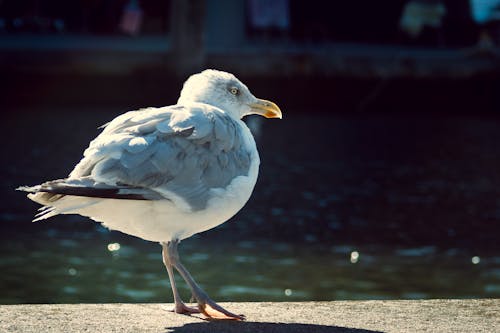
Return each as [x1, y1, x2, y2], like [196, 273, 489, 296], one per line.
[18, 69, 282, 320]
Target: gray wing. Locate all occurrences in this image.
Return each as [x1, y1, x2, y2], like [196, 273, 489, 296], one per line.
[68, 104, 253, 211]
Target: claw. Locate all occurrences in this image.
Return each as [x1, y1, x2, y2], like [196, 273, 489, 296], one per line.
[199, 301, 245, 321]
[173, 303, 201, 315]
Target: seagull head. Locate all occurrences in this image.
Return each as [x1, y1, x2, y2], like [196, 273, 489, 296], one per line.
[177, 69, 282, 120]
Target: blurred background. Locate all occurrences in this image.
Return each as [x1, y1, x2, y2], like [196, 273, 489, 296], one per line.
[1, 0, 500, 304]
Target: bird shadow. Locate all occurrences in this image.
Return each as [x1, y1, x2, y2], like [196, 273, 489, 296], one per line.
[165, 321, 383, 333]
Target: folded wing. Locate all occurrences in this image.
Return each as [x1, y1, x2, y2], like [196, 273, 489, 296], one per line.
[25, 104, 253, 214]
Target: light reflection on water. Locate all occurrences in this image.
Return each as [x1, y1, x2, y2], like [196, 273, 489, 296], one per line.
[0, 227, 498, 304]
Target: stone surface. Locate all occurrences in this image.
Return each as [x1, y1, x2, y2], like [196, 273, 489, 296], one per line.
[0, 300, 498, 333]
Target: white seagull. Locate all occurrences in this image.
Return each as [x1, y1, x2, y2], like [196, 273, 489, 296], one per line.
[18, 69, 282, 320]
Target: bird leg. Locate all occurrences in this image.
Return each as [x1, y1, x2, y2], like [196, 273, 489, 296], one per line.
[163, 240, 245, 321]
[161, 242, 200, 315]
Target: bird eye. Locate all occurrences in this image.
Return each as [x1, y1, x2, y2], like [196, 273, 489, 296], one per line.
[230, 87, 239, 96]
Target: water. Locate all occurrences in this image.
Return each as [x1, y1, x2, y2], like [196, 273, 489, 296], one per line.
[1, 229, 498, 304]
[1, 108, 499, 303]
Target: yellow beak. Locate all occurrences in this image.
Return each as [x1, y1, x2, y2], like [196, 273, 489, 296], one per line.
[248, 99, 282, 119]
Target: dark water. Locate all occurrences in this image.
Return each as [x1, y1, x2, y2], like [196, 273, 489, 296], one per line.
[1, 108, 499, 303]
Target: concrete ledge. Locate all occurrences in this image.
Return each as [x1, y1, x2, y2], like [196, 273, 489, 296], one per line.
[0, 300, 498, 332]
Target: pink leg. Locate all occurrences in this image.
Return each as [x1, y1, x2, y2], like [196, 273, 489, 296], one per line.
[163, 240, 245, 320]
[161, 242, 199, 315]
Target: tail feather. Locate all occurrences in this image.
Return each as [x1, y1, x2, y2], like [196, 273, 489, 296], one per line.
[33, 206, 57, 222]
[18, 178, 163, 221]
[32, 197, 101, 222]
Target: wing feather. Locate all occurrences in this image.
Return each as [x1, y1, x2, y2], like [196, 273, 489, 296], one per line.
[65, 104, 252, 211]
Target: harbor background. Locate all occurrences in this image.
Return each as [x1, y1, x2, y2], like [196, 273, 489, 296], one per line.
[1, 0, 499, 304]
